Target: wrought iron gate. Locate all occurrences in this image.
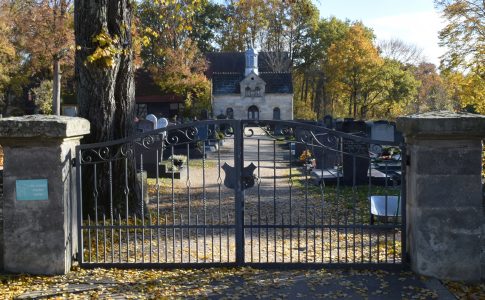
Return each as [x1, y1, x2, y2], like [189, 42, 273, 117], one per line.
[76, 120, 406, 268]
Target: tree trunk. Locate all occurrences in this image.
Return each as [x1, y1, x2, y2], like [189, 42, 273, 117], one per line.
[314, 74, 324, 118]
[75, 0, 138, 216]
[299, 74, 305, 103]
[303, 77, 309, 104]
[348, 91, 353, 117]
[52, 58, 61, 116]
[322, 80, 327, 117]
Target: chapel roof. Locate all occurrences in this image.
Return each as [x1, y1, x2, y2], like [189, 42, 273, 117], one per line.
[206, 52, 293, 95]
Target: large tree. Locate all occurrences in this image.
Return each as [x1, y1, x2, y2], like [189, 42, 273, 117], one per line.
[325, 24, 418, 119]
[436, 0, 484, 114]
[0, 6, 20, 115]
[411, 63, 453, 113]
[294, 17, 351, 118]
[5, 0, 74, 115]
[75, 0, 135, 143]
[75, 0, 137, 214]
[137, 0, 201, 67]
[436, 0, 484, 74]
[189, 0, 227, 53]
[377, 38, 424, 66]
[137, 0, 211, 118]
[0, 8, 16, 94]
[325, 24, 382, 118]
[219, 0, 268, 51]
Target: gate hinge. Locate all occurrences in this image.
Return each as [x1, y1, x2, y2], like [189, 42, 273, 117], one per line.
[71, 158, 77, 167]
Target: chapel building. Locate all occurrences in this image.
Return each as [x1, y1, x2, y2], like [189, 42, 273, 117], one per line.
[205, 49, 293, 120]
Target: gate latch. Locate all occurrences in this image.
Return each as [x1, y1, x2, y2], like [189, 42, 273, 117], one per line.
[222, 162, 257, 190]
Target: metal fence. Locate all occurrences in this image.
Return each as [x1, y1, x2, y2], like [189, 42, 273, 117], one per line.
[76, 120, 406, 268]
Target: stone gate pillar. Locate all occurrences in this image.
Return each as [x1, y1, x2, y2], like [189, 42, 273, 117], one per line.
[0, 115, 90, 275]
[397, 111, 485, 282]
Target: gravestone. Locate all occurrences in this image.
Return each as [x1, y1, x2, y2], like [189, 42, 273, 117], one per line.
[323, 115, 333, 128]
[370, 120, 395, 142]
[146, 114, 157, 130]
[157, 118, 168, 144]
[335, 118, 352, 132]
[135, 119, 159, 177]
[341, 120, 369, 185]
[197, 125, 209, 141]
[394, 130, 404, 144]
[137, 119, 155, 133]
[312, 132, 339, 170]
[200, 109, 209, 120]
[157, 118, 168, 129]
[294, 121, 322, 160]
[294, 126, 311, 161]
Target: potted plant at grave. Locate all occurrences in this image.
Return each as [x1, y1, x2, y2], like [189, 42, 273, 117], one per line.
[299, 149, 312, 163]
[169, 155, 187, 169]
[216, 130, 225, 146]
[299, 150, 315, 171]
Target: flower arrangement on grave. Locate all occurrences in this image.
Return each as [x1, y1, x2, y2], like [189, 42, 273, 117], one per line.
[379, 146, 401, 160]
[299, 149, 313, 163]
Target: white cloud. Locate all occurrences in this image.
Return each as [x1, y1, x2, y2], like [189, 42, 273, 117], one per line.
[367, 11, 447, 66]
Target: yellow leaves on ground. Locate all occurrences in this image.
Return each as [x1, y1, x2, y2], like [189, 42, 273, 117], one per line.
[444, 281, 485, 300]
[1, 267, 478, 299]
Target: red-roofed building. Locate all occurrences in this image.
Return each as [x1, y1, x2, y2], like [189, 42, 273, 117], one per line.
[135, 69, 184, 119]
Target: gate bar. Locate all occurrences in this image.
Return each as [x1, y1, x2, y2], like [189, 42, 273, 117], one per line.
[76, 147, 83, 264]
[234, 120, 245, 264]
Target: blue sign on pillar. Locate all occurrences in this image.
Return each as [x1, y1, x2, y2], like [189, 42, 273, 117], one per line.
[16, 179, 49, 201]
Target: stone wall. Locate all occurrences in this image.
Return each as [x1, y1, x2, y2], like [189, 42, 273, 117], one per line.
[213, 94, 293, 120]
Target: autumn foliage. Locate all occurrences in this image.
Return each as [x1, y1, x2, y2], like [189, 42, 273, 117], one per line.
[0, 0, 483, 119]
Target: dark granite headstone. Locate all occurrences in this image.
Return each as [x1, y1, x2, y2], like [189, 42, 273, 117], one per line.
[197, 125, 209, 140]
[341, 120, 369, 185]
[312, 133, 339, 169]
[200, 109, 209, 120]
[294, 126, 312, 160]
[323, 115, 333, 128]
[341, 119, 366, 134]
[342, 135, 369, 185]
[370, 121, 395, 142]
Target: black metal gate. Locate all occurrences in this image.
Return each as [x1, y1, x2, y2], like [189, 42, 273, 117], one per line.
[76, 120, 406, 268]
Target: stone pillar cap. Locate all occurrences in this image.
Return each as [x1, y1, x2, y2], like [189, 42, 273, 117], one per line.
[0, 115, 90, 139]
[397, 110, 485, 138]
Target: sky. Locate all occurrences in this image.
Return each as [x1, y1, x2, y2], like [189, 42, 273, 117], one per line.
[316, 0, 446, 66]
